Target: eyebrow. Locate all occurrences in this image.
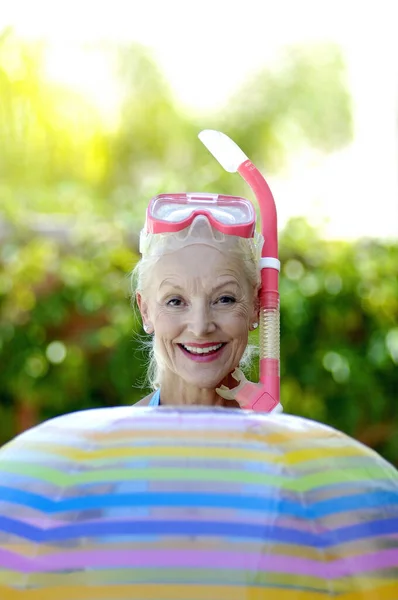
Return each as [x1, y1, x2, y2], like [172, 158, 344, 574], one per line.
[159, 279, 183, 291]
[212, 280, 241, 293]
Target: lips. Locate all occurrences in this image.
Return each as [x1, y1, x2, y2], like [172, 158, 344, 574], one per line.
[177, 342, 226, 362]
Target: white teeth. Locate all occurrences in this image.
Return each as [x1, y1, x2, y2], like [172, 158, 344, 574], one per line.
[182, 343, 223, 354]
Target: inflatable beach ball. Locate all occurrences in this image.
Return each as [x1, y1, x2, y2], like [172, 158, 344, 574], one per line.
[0, 407, 397, 599]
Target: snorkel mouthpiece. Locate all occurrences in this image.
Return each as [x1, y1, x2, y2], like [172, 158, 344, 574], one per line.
[200, 129, 282, 413]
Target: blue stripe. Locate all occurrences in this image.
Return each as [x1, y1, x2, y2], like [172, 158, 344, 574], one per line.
[0, 515, 397, 546]
[0, 486, 397, 517]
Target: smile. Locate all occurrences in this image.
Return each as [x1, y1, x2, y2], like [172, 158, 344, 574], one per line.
[178, 343, 226, 362]
[181, 343, 224, 355]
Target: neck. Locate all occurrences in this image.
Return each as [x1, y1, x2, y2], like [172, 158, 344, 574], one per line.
[159, 371, 239, 409]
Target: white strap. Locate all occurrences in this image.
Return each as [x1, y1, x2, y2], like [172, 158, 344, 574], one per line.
[259, 257, 281, 271]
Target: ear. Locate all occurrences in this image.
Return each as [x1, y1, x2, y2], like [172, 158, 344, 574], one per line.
[253, 288, 261, 321]
[136, 292, 151, 327]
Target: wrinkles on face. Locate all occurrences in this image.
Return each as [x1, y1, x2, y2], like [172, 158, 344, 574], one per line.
[140, 244, 257, 396]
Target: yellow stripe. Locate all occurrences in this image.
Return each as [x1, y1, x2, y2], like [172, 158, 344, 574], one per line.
[279, 446, 366, 465]
[342, 586, 398, 600]
[15, 443, 276, 463]
[1, 584, 397, 600]
[38, 426, 331, 445]
[0, 584, 328, 599]
[262, 430, 349, 445]
[19, 441, 363, 465]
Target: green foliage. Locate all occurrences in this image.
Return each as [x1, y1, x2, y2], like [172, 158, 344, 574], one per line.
[0, 35, 108, 192]
[0, 225, 144, 421]
[218, 43, 353, 172]
[1, 32, 396, 466]
[279, 220, 398, 463]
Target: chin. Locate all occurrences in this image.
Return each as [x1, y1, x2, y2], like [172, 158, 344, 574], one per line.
[182, 372, 227, 390]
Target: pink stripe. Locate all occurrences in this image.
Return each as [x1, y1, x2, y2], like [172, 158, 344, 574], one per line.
[1, 548, 397, 577]
[18, 514, 314, 532]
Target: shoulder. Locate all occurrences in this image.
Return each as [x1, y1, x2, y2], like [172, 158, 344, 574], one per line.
[133, 392, 156, 407]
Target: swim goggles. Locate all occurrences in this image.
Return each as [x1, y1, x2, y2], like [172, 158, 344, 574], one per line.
[144, 192, 256, 239]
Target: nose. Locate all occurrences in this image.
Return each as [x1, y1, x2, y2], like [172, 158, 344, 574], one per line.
[186, 302, 216, 337]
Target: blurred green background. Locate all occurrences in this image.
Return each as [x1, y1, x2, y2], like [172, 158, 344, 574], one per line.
[0, 31, 397, 466]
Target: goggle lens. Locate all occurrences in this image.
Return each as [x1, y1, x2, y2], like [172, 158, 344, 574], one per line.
[151, 194, 255, 226]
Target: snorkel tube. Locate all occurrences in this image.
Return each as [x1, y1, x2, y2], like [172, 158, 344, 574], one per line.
[199, 130, 282, 413]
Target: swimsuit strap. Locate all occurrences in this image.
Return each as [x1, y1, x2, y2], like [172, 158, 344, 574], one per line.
[148, 389, 161, 406]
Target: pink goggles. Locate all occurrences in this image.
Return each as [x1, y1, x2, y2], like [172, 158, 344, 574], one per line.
[145, 193, 256, 238]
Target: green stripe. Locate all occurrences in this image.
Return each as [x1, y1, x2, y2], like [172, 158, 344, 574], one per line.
[0, 568, 333, 590]
[0, 462, 385, 492]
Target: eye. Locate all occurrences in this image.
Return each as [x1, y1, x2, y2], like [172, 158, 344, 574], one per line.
[217, 295, 236, 305]
[166, 297, 184, 307]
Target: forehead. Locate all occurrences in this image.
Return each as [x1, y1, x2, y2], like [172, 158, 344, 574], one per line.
[151, 244, 248, 290]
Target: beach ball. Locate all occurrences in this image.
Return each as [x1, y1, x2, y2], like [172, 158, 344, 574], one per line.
[0, 406, 397, 599]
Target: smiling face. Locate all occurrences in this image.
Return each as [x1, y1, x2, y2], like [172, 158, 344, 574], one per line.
[137, 244, 258, 392]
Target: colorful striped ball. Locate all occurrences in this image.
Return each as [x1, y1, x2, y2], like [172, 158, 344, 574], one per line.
[0, 406, 397, 599]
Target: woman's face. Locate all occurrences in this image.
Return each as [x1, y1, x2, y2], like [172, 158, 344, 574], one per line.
[137, 244, 258, 390]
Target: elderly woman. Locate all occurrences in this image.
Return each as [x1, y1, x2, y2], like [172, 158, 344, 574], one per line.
[133, 131, 281, 412]
[133, 205, 261, 409]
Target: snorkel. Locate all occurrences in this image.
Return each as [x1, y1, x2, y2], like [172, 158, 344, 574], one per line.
[199, 130, 282, 413]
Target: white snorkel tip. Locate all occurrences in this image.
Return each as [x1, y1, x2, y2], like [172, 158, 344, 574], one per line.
[198, 129, 248, 173]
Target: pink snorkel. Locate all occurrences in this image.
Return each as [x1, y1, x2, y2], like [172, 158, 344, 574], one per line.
[199, 130, 282, 413]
